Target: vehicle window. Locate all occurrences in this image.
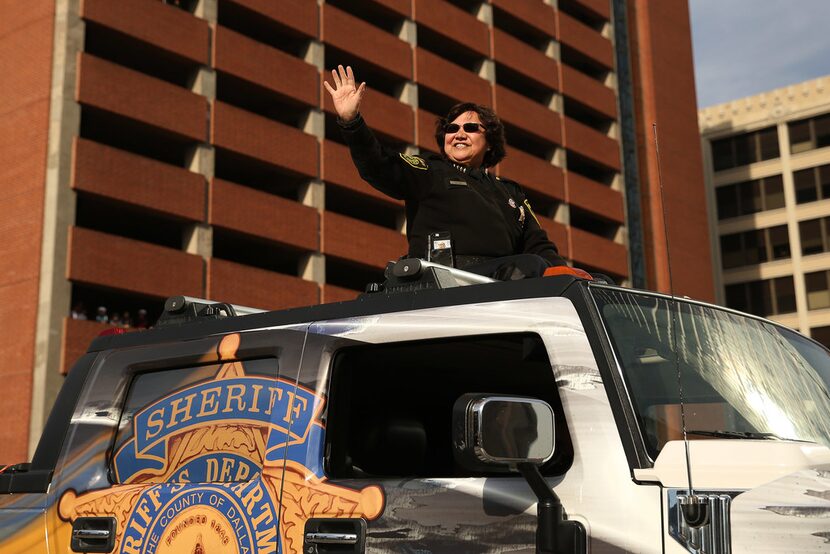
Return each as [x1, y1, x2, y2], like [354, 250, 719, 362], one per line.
[593, 288, 830, 459]
[110, 357, 278, 484]
[325, 333, 571, 478]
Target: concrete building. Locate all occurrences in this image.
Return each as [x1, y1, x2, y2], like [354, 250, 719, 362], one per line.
[1, 0, 709, 461]
[700, 76, 830, 344]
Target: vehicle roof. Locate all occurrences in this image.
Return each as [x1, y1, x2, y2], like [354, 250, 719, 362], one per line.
[89, 275, 590, 353]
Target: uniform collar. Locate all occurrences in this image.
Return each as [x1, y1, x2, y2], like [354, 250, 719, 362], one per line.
[450, 162, 488, 176]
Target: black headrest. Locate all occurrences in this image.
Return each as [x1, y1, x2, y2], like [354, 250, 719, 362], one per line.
[362, 418, 427, 476]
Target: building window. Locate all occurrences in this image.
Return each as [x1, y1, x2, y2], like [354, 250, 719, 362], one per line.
[720, 225, 790, 269]
[810, 326, 830, 349]
[711, 126, 780, 171]
[739, 179, 762, 215]
[720, 233, 743, 269]
[724, 276, 796, 317]
[724, 281, 749, 312]
[769, 225, 791, 259]
[821, 166, 830, 198]
[795, 168, 819, 203]
[799, 218, 828, 256]
[793, 163, 830, 205]
[758, 127, 780, 160]
[716, 175, 785, 220]
[789, 114, 830, 154]
[805, 271, 830, 310]
[790, 119, 812, 153]
[818, 115, 830, 149]
[712, 139, 733, 172]
[746, 229, 765, 264]
[776, 277, 797, 313]
[716, 185, 739, 219]
[764, 174, 785, 209]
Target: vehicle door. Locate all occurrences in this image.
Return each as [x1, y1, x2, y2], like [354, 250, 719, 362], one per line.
[271, 298, 591, 554]
[45, 326, 308, 554]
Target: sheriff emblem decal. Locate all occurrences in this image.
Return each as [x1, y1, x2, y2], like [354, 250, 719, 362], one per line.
[58, 334, 384, 554]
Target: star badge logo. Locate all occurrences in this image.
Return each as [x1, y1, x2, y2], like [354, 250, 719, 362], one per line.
[57, 333, 384, 554]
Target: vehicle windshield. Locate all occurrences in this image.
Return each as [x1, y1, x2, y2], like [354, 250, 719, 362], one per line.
[592, 287, 830, 459]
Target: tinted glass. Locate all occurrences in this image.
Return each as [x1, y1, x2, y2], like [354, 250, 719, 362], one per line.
[712, 138, 734, 171]
[790, 119, 812, 153]
[743, 230, 762, 264]
[816, 114, 830, 149]
[794, 168, 818, 204]
[800, 219, 825, 255]
[717, 185, 739, 219]
[756, 229, 770, 263]
[111, 357, 278, 484]
[811, 326, 830, 349]
[325, 333, 568, 478]
[720, 233, 743, 269]
[774, 277, 796, 314]
[805, 271, 830, 310]
[769, 225, 790, 260]
[820, 166, 830, 199]
[738, 180, 762, 215]
[749, 279, 772, 316]
[758, 126, 780, 160]
[733, 133, 754, 166]
[763, 175, 785, 210]
[725, 283, 748, 312]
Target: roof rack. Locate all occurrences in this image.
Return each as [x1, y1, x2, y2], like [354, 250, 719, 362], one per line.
[155, 296, 264, 328]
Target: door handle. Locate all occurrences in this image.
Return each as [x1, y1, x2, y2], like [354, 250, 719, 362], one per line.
[73, 529, 112, 540]
[305, 532, 359, 545]
[304, 518, 367, 553]
[71, 517, 116, 553]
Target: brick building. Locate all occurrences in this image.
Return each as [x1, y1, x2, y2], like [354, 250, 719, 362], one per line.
[701, 76, 830, 345]
[0, 0, 709, 461]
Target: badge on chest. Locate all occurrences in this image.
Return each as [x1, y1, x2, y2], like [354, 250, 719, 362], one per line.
[507, 197, 525, 224]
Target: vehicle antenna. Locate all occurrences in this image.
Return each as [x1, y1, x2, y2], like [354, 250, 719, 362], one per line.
[652, 123, 709, 528]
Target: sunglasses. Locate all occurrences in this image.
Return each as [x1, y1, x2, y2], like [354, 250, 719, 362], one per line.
[444, 122, 486, 134]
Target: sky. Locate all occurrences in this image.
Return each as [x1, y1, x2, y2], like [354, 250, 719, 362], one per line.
[689, 0, 830, 108]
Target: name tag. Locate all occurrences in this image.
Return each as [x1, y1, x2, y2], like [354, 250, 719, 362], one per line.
[448, 179, 468, 187]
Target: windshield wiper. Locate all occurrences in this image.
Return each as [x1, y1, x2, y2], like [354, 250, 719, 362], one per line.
[685, 429, 786, 440]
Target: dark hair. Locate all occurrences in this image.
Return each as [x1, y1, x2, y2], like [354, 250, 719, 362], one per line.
[435, 102, 506, 168]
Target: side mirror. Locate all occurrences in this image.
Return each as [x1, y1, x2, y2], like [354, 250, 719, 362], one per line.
[453, 394, 586, 553]
[452, 394, 555, 472]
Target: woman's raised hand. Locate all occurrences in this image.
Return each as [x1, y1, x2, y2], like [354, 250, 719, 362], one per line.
[323, 65, 366, 123]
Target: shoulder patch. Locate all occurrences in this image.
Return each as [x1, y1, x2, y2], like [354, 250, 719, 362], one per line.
[399, 152, 428, 170]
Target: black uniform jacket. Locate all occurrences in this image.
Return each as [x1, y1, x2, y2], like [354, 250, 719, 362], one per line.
[339, 115, 565, 265]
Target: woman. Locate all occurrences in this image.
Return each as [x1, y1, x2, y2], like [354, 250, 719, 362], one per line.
[325, 65, 570, 279]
